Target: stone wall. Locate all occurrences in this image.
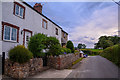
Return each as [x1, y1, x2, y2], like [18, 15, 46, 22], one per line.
[4, 58, 43, 78]
[47, 53, 80, 69]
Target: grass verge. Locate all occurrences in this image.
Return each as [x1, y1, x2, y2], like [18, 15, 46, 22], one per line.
[72, 57, 84, 65]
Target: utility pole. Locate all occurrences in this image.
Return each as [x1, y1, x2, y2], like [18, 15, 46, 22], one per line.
[112, 0, 120, 6]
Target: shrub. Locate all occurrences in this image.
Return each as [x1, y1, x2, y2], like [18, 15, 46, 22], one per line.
[100, 44, 120, 67]
[66, 48, 71, 53]
[28, 33, 47, 57]
[28, 33, 63, 57]
[61, 48, 71, 54]
[9, 45, 33, 64]
[66, 40, 75, 53]
[47, 44, 62, 56]
[74, 50, 79, 53]
[45, 37, 62, 56]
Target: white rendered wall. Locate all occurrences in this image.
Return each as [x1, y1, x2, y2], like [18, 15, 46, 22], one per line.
[2, 1, 62, 58]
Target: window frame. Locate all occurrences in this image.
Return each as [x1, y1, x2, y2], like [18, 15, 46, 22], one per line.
[56, 28, 58, 35]
[42, 19, 48, 29]
[13, 2, 25, 19]
[2, 22, 20, 43]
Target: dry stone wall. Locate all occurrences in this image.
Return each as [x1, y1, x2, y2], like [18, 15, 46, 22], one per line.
[4, 58, 43, 78]
[47, 53, 80, 69]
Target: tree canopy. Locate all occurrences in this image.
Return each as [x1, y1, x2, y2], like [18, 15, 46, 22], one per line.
[77, 43, 86, 49]
[66, 40, 75, 53]
[94, 35, 120, 49]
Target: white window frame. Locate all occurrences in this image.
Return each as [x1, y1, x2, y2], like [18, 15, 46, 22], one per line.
[3, 25, 17, 42]
[15, 4, 24, 18]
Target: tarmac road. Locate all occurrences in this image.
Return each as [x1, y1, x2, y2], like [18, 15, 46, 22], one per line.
[66, 56, 119, 78]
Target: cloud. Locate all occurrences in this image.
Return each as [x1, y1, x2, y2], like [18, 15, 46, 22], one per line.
[27, 2, 118, 48]
[69, 4, 118, 48]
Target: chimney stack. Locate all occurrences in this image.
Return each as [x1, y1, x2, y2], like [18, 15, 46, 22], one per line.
[33, 3, 42, 14]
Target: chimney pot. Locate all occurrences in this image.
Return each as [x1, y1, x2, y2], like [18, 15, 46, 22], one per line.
[33, 3, 42, 14]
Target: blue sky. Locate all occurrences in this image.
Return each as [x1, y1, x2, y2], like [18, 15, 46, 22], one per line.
[27, 2, 118, 48]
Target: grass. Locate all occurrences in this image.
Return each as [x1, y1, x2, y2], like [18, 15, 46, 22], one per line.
[90, 49, 103, 52]
[72, 57, 84, 65]
[68, 57, 84, 69]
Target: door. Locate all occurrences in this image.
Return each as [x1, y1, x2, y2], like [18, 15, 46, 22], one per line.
[23, 29, 32, 48]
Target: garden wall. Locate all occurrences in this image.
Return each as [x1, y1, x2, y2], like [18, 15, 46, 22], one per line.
[47, 53, 80, 69]
[4, 58, 43, 78]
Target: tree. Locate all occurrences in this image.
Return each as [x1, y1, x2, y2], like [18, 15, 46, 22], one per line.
[77, 43, 86, 49]
[77, 43, 82, 49]
[28, 33, 47, 57]
[94, 35, 120, 49]
[45, 37, 62, 56]
[82, 44, 86, 49]
[66, 40, 75, 53]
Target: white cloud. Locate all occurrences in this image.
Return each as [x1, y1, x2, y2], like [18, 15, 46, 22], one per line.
[69, 4, 118, 48]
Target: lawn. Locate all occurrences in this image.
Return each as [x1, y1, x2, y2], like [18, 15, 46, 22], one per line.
[90, 49, 103, 52]
[80, 49, 103, 56]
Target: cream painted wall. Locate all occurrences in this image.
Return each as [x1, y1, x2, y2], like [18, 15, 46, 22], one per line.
[0, 1, 2, 55]
[2, 1, 62, 58]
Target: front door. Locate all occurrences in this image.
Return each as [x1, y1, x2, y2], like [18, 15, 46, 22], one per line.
[23, 29, 32, 48]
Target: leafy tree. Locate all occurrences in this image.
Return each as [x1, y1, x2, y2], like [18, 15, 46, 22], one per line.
[100, 40, 113, 49]
[28, 33, 47, 57]
[77, 43, 86, 49]
[94, 35, 120, 49]
[82, 44, 86, 49]
[45, 37, 62, 56]
[77, 43, 82, 49]
[66, 40, 75, 53]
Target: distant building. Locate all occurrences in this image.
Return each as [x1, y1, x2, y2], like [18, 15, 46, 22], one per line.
[1, 0, 68, 58]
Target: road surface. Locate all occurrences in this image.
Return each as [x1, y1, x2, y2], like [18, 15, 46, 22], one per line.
[67, 56, 119, 78]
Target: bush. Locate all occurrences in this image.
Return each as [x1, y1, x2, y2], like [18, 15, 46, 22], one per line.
[66, 40, 75, 53]
[66, 48, 71, 53]
[74, 50, 79, 53]
[100, 44, 120, 67]
[28, 33, 47, 57]
[9, 45, 33, 64]
[48, 44, 62, 56]
[45, 37, 62, 56]
[28, 33, 63, 57]
[61, 48, 71, 54]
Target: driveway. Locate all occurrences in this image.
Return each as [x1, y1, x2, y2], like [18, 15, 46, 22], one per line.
[67, 56, 119, 78]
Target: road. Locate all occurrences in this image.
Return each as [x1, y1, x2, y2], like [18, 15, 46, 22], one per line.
[67, 56, 119, 78]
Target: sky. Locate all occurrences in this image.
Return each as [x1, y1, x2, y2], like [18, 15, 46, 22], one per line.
[27, 1, 118, 48]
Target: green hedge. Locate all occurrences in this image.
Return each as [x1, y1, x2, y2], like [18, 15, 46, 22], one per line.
[9, 45, 33, 64]
[100, 44, 120, 67]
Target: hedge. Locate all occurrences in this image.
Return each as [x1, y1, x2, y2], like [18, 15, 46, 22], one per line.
[100, 44, 120, 67]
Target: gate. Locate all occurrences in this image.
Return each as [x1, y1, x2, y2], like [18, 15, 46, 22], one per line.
[42, 54, 47, 66]
[0, 54, 2, 75]
[2, 52, 5, 75]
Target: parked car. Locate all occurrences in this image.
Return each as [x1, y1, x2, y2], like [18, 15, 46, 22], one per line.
[83, 54, 88, 58]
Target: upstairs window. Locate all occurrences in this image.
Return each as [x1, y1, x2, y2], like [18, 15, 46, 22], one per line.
[2, 22, 19, 42]
[14, 2, 25, 19]
[42, 19, 47, 29]
[56, 28, 58, 35]
[64, 33, 66, 38]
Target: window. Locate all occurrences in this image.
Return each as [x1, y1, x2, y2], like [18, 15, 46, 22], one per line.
[2, 22, 19, 42]
[64, 33, 66, 38]
[14, 2, 25, 19]
[42, 19, 47, 29]
[56, 28, 58, 35]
